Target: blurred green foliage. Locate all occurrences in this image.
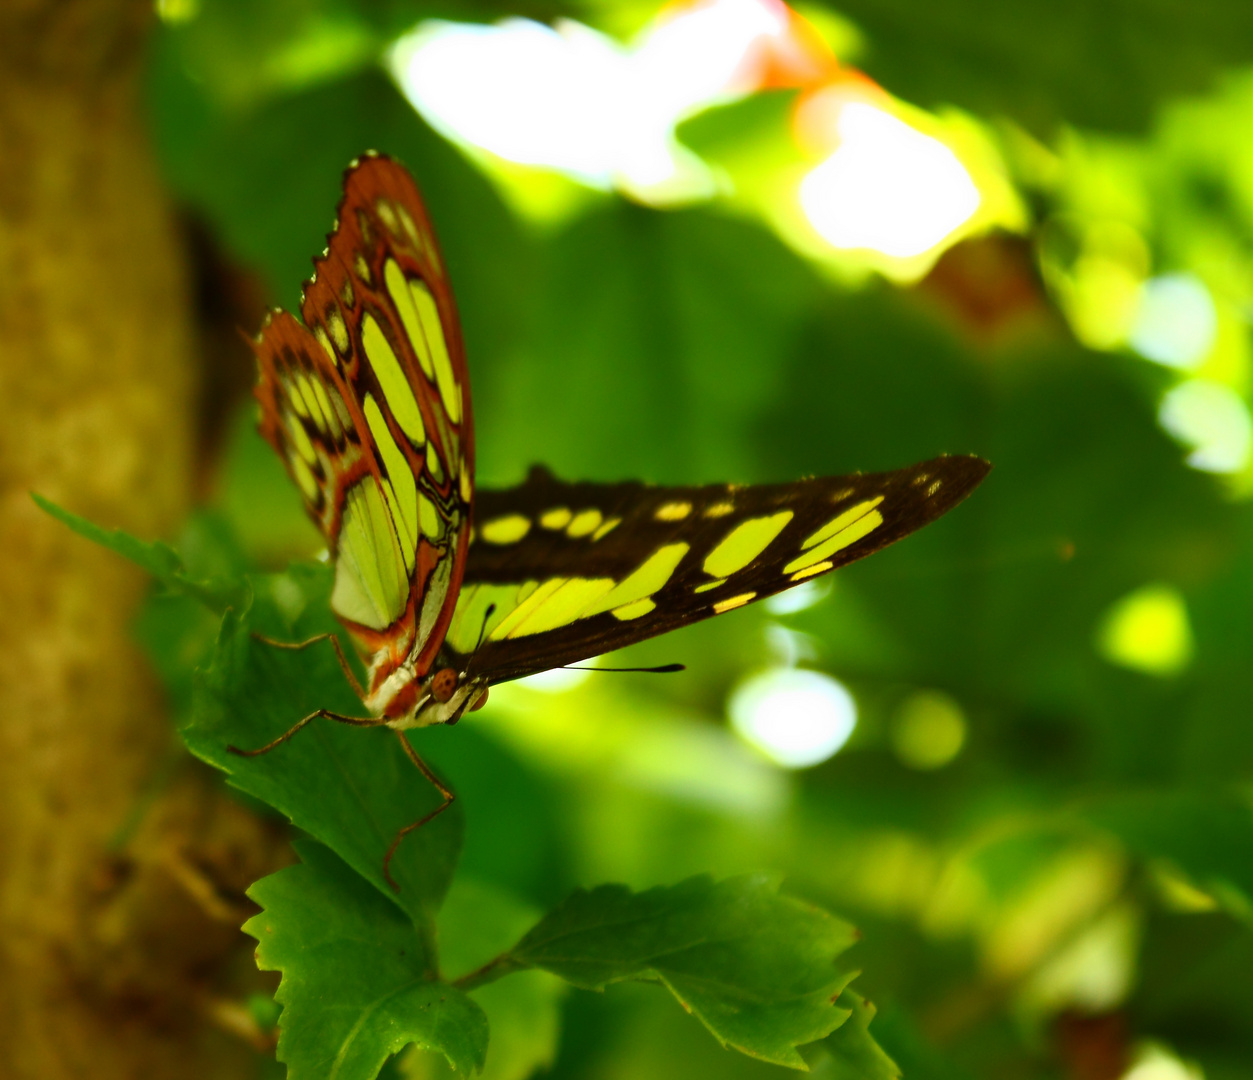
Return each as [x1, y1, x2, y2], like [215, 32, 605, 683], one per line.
[812, 0, 1253, 135]
[120, 0, 1253, 1076]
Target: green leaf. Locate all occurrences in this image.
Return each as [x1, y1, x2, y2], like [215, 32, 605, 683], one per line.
[1080, 791, 1253, 922]
[449, 972, 562, 1080]
[497, 876, 861, 1069]
[246, 841, 488, 1080]
[32, 493, 248, 611]
[822, 991, 901, 1080]
[436, 880, 565, 1080]
[186, 589, 464, 925]
[33, 491, 180, 575]
[403, 879, 565, 1080]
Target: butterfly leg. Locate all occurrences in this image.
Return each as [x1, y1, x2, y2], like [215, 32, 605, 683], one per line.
[251, 631, 364, 698]
[226, 709, 386, 758]
[382, 730, 456, 893]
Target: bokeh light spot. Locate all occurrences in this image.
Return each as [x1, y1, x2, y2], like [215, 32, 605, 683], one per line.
[763, 576, 831, 615]
[1158, 379, 1253, 474]
[1096, 583, 1193, 677]
[1130, 273, 1217, 370]
[1121, 1045, 1204, 1080]
[391, 20, 626, 187]
[156, 0, 199, 23]
[798, 103, 980, 258]
[892, 689, 966, 770]
[390, 0, 809, 202]
[728, 668, 856, 768]
[1021, 903, 1139, 1016]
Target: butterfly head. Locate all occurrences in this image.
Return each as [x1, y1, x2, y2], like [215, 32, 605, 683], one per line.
[409, 666, 489, 727]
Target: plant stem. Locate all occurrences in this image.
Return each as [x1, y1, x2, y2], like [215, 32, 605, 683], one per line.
[452, 953, 524, 992]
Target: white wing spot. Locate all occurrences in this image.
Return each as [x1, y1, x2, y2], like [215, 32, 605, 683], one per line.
[397, 204, 421, 249]
[327, 310, 349, 354]
[376, 198, 399, 235]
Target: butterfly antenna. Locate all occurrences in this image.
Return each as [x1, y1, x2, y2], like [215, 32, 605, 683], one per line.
[474, 604, 496, 653]
[462, 605, 498, 682]
[558, 663, 686, 674]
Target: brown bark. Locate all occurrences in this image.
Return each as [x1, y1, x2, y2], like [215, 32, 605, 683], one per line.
[0, 2, 281, 1075]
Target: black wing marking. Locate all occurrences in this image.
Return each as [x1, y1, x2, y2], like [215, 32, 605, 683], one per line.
[446, 454, 989, 684]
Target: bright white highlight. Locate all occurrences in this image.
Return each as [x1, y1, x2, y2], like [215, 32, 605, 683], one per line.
[390, 0, 792, 198]
[1158, 379, 1253, 474]
[1130, 273, 1217, 370]
[393, 20, 620, 184]
[799, 103, 981, 258]
[764, 576, 831, 615]
[729, 668, 856, 768]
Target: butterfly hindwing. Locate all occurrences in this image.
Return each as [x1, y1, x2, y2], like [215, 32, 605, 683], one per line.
[253, 154, 474, 704]
[444, 454, 989, 684]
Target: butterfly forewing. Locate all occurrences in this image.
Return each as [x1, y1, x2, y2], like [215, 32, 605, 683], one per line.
[445, 455, 989, 684]
[253, 154, 473, 712]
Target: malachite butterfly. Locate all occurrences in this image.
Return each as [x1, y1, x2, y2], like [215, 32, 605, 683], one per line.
[247, 152, 990, 885]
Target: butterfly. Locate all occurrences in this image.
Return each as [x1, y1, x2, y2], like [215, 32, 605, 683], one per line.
[243, 152, 990, 887]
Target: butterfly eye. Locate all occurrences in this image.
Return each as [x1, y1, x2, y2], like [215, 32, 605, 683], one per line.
[431, 668, 458, 703]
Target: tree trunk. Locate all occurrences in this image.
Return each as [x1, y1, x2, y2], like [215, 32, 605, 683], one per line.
[0, 2, 278, 1075]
